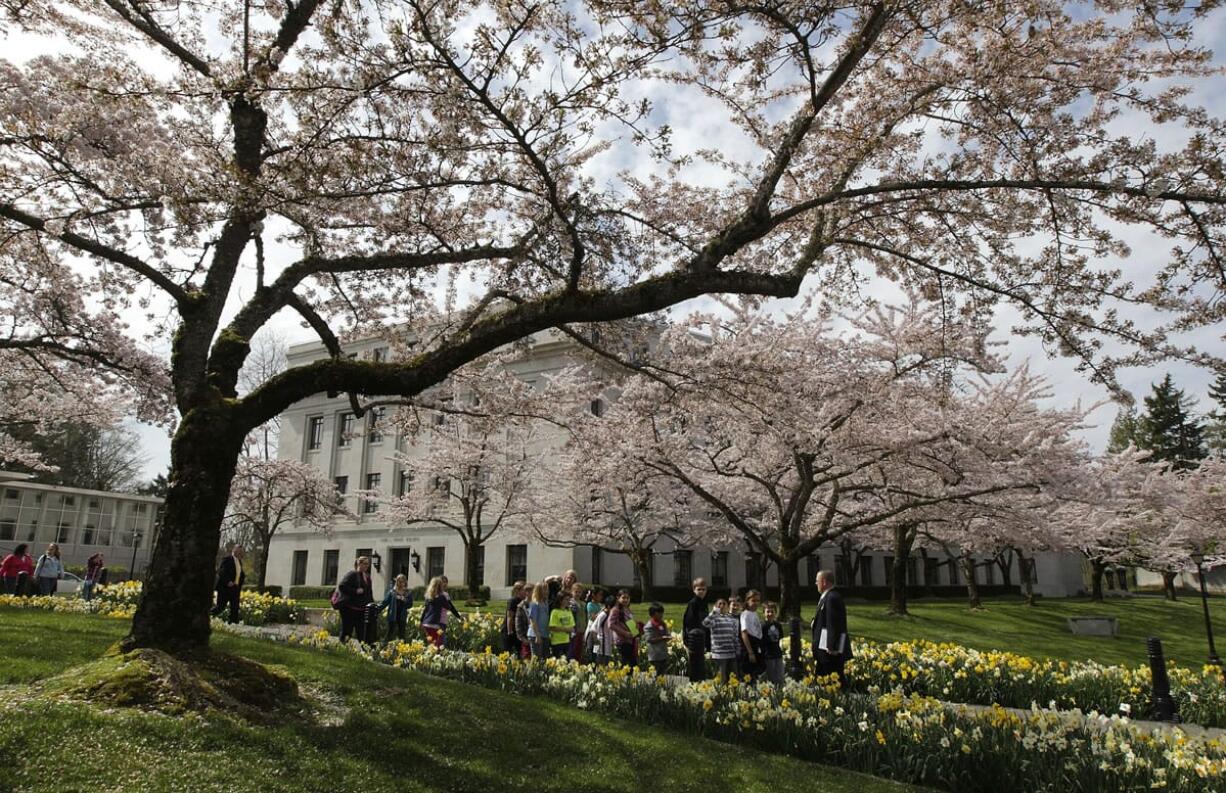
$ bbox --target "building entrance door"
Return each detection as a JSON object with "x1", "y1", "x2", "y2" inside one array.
[{"x1": 390, "y1": 547, "x2": 413, "y2": 580}]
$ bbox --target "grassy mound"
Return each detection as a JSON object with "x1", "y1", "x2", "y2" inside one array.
[
  {"x1": 0, "y1": 609, "x2": 925, "y2": 793},
  {"x1": 38, "y1": 647, "x2": 301, "y2": 722}
]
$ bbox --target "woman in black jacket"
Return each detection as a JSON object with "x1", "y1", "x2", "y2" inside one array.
[{"x1": 338, "y1": 556, "x2": 375, "y2": 643}]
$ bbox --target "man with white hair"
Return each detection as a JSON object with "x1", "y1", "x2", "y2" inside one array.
[{"x1": 811, "y1": 569, "x2": 852, "y2": 687}]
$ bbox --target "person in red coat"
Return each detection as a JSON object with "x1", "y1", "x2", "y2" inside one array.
[{"x1": 1, "y1": 543, "x2": 35, "y2": 595}]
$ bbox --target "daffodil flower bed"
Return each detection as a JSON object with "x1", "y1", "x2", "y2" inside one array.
[
  {"x1": 258, "y1": 626, "x2": 1226, "y2": 793},
  {"x1": 846, "y1": 639, "x2": 1226, "y2": 729},
  {"x1": 0, "y1": 583, "x2": 302, "y2": 627}
]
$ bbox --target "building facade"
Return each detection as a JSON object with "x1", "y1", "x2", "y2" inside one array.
[
  {"x1": 264, "y1": 332, "x2": 1094, "y2": 601},
  {"x1": 0, "y1": 471, "x2": 161, "y2": 576}
]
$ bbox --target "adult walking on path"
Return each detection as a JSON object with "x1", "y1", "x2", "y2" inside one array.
[
  {"x1": 211, "y1": 544, "x2": 245, "y2": 623},
  {"x1": 0, "y1": 543, "x2": 34, "y2": 595},
  {"x1": 338, "y1": 556, "x2": 375, "y2": 643},
  {"x1": 811, "y1": 569, "x2": 853, "y2": 687},
  {"x1": 32, "y1": 543, "x2": 64, "y2": 596}
]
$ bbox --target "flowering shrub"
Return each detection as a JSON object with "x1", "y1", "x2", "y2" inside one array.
[
  {"x1": 847, "y1": 639, "x2": 1226, "y2": 729},
  {"x1": 236, "y1": 590, "x2": 303, "y2": 626},
  {"x1": 0, "y1": 594, "x2": 134, "y2": 619},
  {"x1": 326, "y1": 605, "x2": 504, "y2": 649},
  {"x1": 264, "y1": 627, "x2": 1226, "y2": 793},
  {"x1": 94, "y1": 580, "x2": 143, "y2": 608},
  {"x1": 2, "y1": 587, "x2": 302, "y2": 626}
]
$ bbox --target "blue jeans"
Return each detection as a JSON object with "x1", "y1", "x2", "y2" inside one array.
[{"x1": 81, "y1": 580, "x2": 96, "y2": 601}]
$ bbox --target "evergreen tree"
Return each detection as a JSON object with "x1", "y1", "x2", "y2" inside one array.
[
  {"x1": 1106, "y1": 406, "x2": 1141, "y2": 453},
  {"x1": 1205, "y1": 370, "x2": 1226, "y2": 459},
  {"x1": 1138, "y1": 374, "x2": 1206, "y2": 470}
]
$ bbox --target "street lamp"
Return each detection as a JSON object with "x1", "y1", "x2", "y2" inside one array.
[
  {"x1": 370, "y1": 550, "x2": 383, "y2": 574},
  {"x1": 129, "y1": 530, "x2": 143, "y2": 581},
  {"x1": 1191, "y1": 549, "x2": 1223, "y2": 670}
]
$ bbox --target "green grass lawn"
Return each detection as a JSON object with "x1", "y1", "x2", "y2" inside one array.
[
  {"x1": 0, "y1": 609, "x2": 924, "y2": 793},
  {"x1": 642, "y1": 595, "x2": 1221, "y2": 667}
]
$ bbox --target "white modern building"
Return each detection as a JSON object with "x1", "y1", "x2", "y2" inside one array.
[
  {"x1": 264, "y1": 331, "x2": 1098, "y2": 601},
  {"x1": 0, "y1": 471, "x2": 161, "y2": 577}
]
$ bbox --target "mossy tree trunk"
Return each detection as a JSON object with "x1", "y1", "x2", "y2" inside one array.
[{"x1": 125, "y1": 407, "x2": 246, "y2": 654}]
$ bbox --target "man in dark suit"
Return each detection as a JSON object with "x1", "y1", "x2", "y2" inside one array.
[
  {"x1": 811, "y1": 569, "x2": 852, "y2": 687},
  {"x1": 211, "y1": 544, "x2": 245, "y2": 623}
]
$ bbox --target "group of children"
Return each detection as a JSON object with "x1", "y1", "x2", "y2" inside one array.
[
  {"x1": 502, "y1": 579, "x2": 676, "y2": 674},
  {"x1": 500, "y1": 575, "x2": 784, "y2": 682},
  {"x1": 697, "y1": 586, "x2": 786, "y2": 685}
]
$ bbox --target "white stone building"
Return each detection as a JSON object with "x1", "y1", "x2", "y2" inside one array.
[
  {"x1": 0, "y1": 471, "x2": 160, "y2": 577},
  {"x1": 264, "y1": 332, "x2": 1095, "y2": 601}
]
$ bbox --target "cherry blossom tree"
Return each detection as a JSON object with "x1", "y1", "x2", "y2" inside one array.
[
  {"x1": 386, "y1": 382, "x2": 540, "y2": 590},
  {"x1": 1050, "y1": 448, "x2": 1164, "y2": 600},
  {"x1": 528, "y1": 412, "x2": 702, "y2": 600},
  {"x1": 2, "y1": 1, "x2": 1225, "y2": 653},
  {"x1": 223, "y1": 453, "x2": 351, "y2": 590},
  {"x1": 604, "y1": 302, "x2": 1088, "y2": 617}
]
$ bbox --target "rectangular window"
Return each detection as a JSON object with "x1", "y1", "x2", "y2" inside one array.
[
  {"x1": 337, "y1": 413, "x2": 355, "y2": 447},
  {"x1": 506, "y1": 544, "x2": 527, "y2": 585},
  {"x1": 710, "y1": 551, "x2": 728, "y2": 588},
  {"x1": 673, "y1": 550, "x2": 693, "y2": 587},
  {"x1": 591, "y1": 546, "x2": 602, "y2": 584},
  {"x1": 292, "y1": 550, "x2": 309, "y2": 586},
  {"x1": 948, "y1": 559, "x2": 960, "y2": 586},
  {"x1": 82, "y1": 524, "x2": 96, "y2": 545},
  {"x1": 307, "y1": 416, "x2": 324, "y2": 450},
  {"x1": 334, "y1": 476, "x2": 348, "y2": 507},
  {"x1": 834, "y1": 555, "x2": 847, "y2": 587},
  {"x1": 883, "y1": 556, "x2": 895, "y2": 587},
  {"x1": 984, "y1": 562, "x2": 996, "y2": 586},
  {"x1": 471, "y1": 545, "x2": 485, "y2": 587},
  {"x1": 806, "y1": 554, "x2": 821, "y2": 587},
  {"x1": 397, "y1": 470, "x2": 413, "y2": 497},
  {"x1": 923, "y1": 557, "x2": 940, "y2": 586},
  {"x1": 363, "y1": 473, "x2": 381, "y2": 514},
  {"x1": 371, "y1": 347, "x2": 388, "y2": 363},
  {"x1": 56, "y1": 522, "x2": 73, "y2": 544},
  {"x1": 323, "y1": 549, "x2": 340, "y2": 586},
  {"x1": 4, "y1": 488, "x2": 18, "y2": 499},
  {"x1": 431, "y1": 475, "x2": 450, "y2": 497},
  {"x1": 368, "y1": 407, "x2": 385, "y2": 443},
  {"x1": 745, "y1": 551, "x2": 762, "y2": 589},
  {"x1": 427, "y1": 546, "x2": 445, "y2": 579},
  {"x1": 907, "y1": 557, "x2": 919, "y2": 586},
  {"x1": 590, "y1": 399, "x2": 604, "y2": 417},
  {"x1": 0, "y1": 520, "x2": 14, "y2": 541},
  {"x1": 858, "y1": 557, "x2": 872, "y2": 586}
]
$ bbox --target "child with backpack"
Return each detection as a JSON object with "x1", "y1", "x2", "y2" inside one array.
[{"x1": 643, "y1": 602, "x2": 673, "y2": 675}]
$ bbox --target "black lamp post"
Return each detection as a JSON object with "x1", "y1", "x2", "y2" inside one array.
[
  {"x1": 370, "y1": 550, "x2": 383, "y2": 574},
  {"x1": 129, "y1": 530, "x2": 142, "y2": 581},
  {"x1": 1191, "y1": 549, "x2": 1222, "y2": 670}
]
